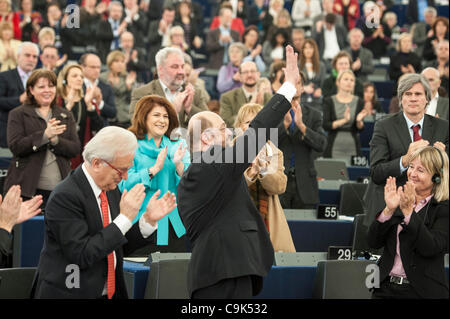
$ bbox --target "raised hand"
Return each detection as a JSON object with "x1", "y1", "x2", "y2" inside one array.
[
  {"x1": 143, "y1": 190, "x2": 177, "y2": 226},
  {"x1": 282, "y1": 45, "x2": 300, "y2": 87},
  {"x1": 0, "y1": 185, "x2": 23, "y2": 232},
  {"x1": 399, "y1": 181, "x2": 416, "y2": 217},
  {"x1": 384, "y1": 176, "x2": 400, "y2": 216},
  {"x1": 119, "y1": 183, "x2": 146, "y2": 222}
]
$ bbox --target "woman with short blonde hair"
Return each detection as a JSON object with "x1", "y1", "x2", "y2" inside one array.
[
  {"x1": 368, "y1": 146, "x2": 449, "y2": 298},
  {"x1": 234, "y1": 103, "x2": 295, "y2": 252}
]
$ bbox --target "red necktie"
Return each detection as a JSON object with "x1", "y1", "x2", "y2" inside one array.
[
  {"x1": 412, "y1": 124, "x2": 422, "y2": 142},
  {"x1": 99, "y1": 191, "x2": 115, "y2": 299}
]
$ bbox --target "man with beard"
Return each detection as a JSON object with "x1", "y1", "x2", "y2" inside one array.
[
  {"x1": 220, "y1": 61, "x2": 272, "y2": 128},
  {"x1": 129, "y1": 47, "x2": 208, "y2": 128}
]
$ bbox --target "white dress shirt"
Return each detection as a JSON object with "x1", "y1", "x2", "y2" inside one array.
[
  {"x1": 323, "y1": 26, "x2": 340, "y2": 60},
  {"x1": 81, "y1": 164, "x2": 157, "y2": 295},
  {"x1": 426, "y1": 92, "x2": 439, "y2": 117}
]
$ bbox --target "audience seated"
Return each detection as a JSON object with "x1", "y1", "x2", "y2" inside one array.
[
  {"x1": 122, "y1": 0, "x2": 147, "y2": 49},
  {"x1": 428, "y1": 40, "x2": 449, "y2": 92}
]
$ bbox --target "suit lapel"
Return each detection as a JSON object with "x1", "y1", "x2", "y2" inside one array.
[
  {"x1": 436, "y1": 98, "x2": 447, "y2": 119},
  {"x1": 236, "y1": 89, "x2": 247, "y2": 113},
  {"x1": 421, "y1": 115, "x2": 434, "y2": 142},
  {"x1": 72, "y1": 167, "x2": 104, "y2": 231},
  {"x1": 14, "y1": 69, "x2": 25, "y2": 92},
  {"x1": 393, "y1": 113, "x2": 413, "y2": 152}
]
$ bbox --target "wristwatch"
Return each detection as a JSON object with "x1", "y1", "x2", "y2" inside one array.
[{"x1": 148, "y1": 169, "x2": 154, "y2": 180}]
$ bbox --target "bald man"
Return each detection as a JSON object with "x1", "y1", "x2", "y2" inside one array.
[
  {"x1": 421, "y1": 67, "x2": 449, "y2": 121},
  {"x1": 177, "y1": 45, "x2": 299, "y2": 299}
]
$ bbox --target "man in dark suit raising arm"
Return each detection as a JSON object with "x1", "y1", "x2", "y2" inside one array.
[
  {"x1": 177, "y1": 45, "x2": 299, "y2": 299},
  {"x1": 33, "y1": 126, "x2": 176, "y2": 298}
]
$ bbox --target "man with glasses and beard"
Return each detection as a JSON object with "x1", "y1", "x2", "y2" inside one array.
[{"x1": 220, "y1": 61, "x2": 272, "y2": 128}]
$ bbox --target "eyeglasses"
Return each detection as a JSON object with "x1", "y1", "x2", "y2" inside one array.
[{"x1": 103, "y1": 160, "x2": 129, "y2": 178}]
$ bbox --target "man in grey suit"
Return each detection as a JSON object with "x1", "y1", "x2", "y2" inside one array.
[
  {"x1": 219, "y1": 61, "x2": 272, "y2": 128},
  {"x1": 422, "y1": 67, "x2": 449, "y2": 121},
  {"x1": 411, "y1": 7, "x2": 437, "y2": 58},
  {"x1": 363, "y1": 74, "x2": 449, "y2": 226},
  {"x1": 344, "y1": 28, "x2": 374, "y2": 82},
  {"x1": 129, "y1": 47, "x2": 208, "y2": 128}
]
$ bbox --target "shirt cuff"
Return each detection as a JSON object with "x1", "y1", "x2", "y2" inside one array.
[
  {"x1": 377, "y1": 210, "x2": 392, "y2": 223},
  {"x1": 276, "y1": 81, "x2": 296, "y2": 103},
  {"x1": 400, "y1": 157, "x2": 408, "y2": 173},
  {"x1": 113, "y1": 214, "x2": 133, "y2": 236},
  {"x1": 97, "y1": 100, "x2": 105, "y2": 110},
  {"x1": 139, "y1": 216, "x2": 158, "y2": 238}
]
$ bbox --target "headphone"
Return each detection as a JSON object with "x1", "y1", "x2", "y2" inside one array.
[{"x1": 431, "y1": 147, "x2": 444, "y2": 185}]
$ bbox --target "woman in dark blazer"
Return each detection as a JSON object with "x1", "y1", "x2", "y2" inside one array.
[
  {"x1": 4, "y1": 69, "x2": 80, "y2": 206},
  {"x1": 322, "y1": 69, "x2": 367, "y2": 162},
  {"x1": 368, "y1": 146, "x2": 449, "y2": 299}
]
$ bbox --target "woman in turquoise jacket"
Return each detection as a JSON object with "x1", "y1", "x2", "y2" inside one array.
[{"x1": 119, "y1": 95, "x2": 189, "y2": 253}]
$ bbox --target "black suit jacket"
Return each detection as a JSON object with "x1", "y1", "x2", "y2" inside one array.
[
  {"x1": 83, "y1": 81, "x2": 117, "y2": 125},
  {"x1": 363, "y1": 113, "x2": 449, "y2": 226},
  {"x1": 407, "y1": 0, "x2": 435, "y2": 25},
  {"x1": 205, "y1": 28, "x2": 241, "y2": 70},
  {"x1": 368, "y1": 198, "x2": 449, "y2": 298},
  {"x1": 177, "y1": 94, "x2": 292, "y2": 297},
  {"x1": 96, "y1": 19, "x2": 122, "y2": 64},
  {"x1": 0, "y1": 68, "x2": 25, "y2": 148},
  {"x1": 33, "y1": 167, "x2": 154, "y2": 298},
  {"x1": 278, "y1": 104, "x2": 327, "y2": 205}
]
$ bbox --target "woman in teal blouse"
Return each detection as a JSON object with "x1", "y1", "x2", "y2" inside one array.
[{"x1": 119, "y1": 95, "x2": 189, "y2": 253}]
